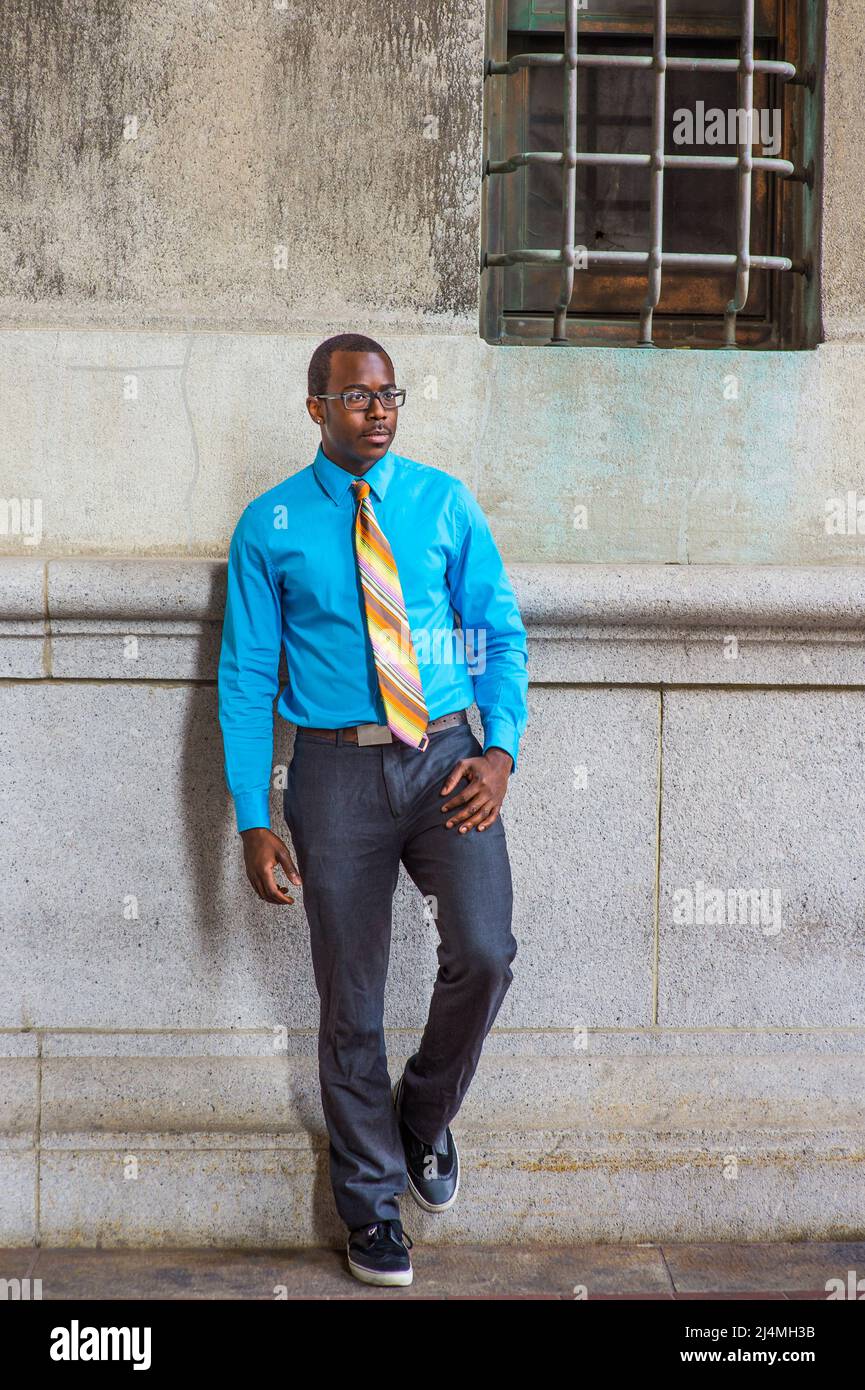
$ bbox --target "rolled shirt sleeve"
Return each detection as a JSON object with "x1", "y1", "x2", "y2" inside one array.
[
  {"x1": 445, "y1": 481, "x2": 529, "y2": 773},
  {"x1": 217, "y1": 505, "x2": 283, "y2": 832}
]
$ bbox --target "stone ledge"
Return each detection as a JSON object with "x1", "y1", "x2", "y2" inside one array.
[
  {"x1": 5, "y1": 1130, "x2": 864, "y2": 1247},
  {"x1": 5, "y1": 1041, "x2": 865, "y2": 1142},
  {"x1": 43, "y1": 1140, "x2": 865, "y2": 1247},
  {"x1": 30, "y1": 1050, "x2": 865, "y2": 1140},
  {"x1": 1, "y1": 559, "x2": 865, "y2": 628},
  {"x1": 2, "y1": 559, "x2": 865, "y2": 684},
  {"x1": 3, "y1": 1045, "x2": 864, "y2": 1245}
]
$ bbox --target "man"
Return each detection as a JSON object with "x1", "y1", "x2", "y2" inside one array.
[{"x1": 217, "y1": 332, "x2": 528, "y2": 1287}]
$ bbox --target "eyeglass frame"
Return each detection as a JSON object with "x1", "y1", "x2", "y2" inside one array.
[{"x1": 314, "y1": 387, "x2": 407, "y2": 411}]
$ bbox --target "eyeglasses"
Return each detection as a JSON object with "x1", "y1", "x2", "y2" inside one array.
[{"x1": 315, "y1": 388, "x2": 407, "y2": 411}]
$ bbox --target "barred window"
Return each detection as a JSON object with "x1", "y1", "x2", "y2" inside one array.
[{"x1": 481, "y1": 0, "x2": 822, "y2": 348}]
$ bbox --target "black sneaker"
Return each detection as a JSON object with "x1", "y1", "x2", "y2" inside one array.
[
  {"x1": 392, "y1": 1070, "x2": 460, "y2": 1213},
  {"x1": 346, "y1": 1219, "x2": 414, "y2": 1287}
]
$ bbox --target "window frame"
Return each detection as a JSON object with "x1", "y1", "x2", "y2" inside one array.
[{"x1": 480, "y1": 0, "x2": 824, "y2": 349}]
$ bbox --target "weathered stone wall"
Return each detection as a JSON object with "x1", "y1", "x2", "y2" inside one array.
[
  {"x1": 2, "y1": 3, "x2": 864, "y2": 1247},
  {"x1": 0, "y1": 2, "x2": 862, "y2": 563},
  {"x1": 2, "y1": 560, "x2": 864, "y2": 1245}
]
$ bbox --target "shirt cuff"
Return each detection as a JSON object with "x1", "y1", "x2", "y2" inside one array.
[
  {"x1": 233, "y1": 788, "x2": 272, "y2": 834},
  {"x1": 482, "y1": 719, "x2": 521, "y2": 774}
]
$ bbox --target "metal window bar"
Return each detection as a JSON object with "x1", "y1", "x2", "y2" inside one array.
[{"x1": 483, "y1": 0, "x2": 806, "y2": 346}]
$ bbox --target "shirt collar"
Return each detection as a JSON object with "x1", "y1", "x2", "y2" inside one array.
[{"x1": 313, "y1": 443, "x2": 396, "y2": 506}]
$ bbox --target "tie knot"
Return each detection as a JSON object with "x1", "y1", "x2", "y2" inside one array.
[{"x1": 352, "y1": 478, "x2": 371, "y2": 502}]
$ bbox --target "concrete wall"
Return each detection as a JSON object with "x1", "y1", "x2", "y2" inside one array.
[
  {"x1": 2, "y1": 2, "x2": 865, "y2": 1247},
  {"x1": 0, "y1": 1, "x2": 863, "y2": 564},
  {"x1": 2, "y1": 559, "x2": 865, "y2": 1246}
]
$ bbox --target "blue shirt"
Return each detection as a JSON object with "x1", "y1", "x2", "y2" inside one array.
[{"x1": 217, "y1": 443, "x2": 529, "y2": 832}]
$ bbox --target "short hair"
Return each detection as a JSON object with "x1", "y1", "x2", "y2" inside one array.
[{"x1": 307, "y1": 333, "x2": 392, "y2": 398}]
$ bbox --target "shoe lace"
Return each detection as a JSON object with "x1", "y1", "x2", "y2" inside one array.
[{"x1": 365, "y1": 1219, "x2": 413, "y2": 1251}]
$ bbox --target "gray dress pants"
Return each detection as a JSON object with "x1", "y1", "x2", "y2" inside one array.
[{"x1": 283, "y1": 716, "x2": 517, "y2": 1231}]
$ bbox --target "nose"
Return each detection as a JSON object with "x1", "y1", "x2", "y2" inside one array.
[{"x1": 366, "y1": 396, "x2": 387, "y2": 419}]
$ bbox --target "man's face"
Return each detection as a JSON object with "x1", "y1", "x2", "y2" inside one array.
[{"x1": 306, "y1": 350, "x2": 399, "y2": 472}]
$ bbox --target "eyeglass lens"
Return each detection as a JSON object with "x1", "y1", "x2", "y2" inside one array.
[{"x1": 342, "y1": 389, "x2": 406, "y2": 410}]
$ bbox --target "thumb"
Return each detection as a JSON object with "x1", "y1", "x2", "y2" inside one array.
[{"x1": 275, "y1": 843, "x2": 302, "y2": 885}]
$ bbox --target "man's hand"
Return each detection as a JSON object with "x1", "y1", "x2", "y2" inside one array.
[
  {"x1": 439, "y1": 746, "x2": 513, "y2": 833},
  {"x1": 240, "y1": 827, "x2": 302, "y2": 904}
]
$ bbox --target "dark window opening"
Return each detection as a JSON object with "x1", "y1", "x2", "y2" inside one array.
[{"x1": 480, "y1": 0, "x2": 823, "y2": 348}]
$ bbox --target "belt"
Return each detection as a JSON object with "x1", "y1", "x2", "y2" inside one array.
[{"x1": 296, "y1": 707, "x2": 469, "y2": 748}]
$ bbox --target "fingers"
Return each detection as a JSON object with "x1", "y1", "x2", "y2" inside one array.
[
  {"x1": 444, "y1": 790, "x2": 497, "y2": 831},
  {"x1": 242, "y1": 829, "x2": 301, "y2": 904},
  {"x1": 440, "y1": 757, "x2": 504, "y2": 830},
  {"x1": 474, "y1": 803, "x2": 501, "y2": 832},
  {"x1": 441, "y1": 782, "x2": 482, "y2": 822},
  {"x1": 441, "y1": 751, "x2": 509, "y2": 831},
  {"x1": 440, "y1": 759, "x2": 485, "y2": 811},
  {"x1": 439, "y1": 757, "x2": 470, "y2": 796},
  {"x1": 455, "y1": 800, "x2": 497, "y2": 833},
  {"x1": 256, "y1": 861, "x2": 295, "y2": 905},
  {"x1": 275, "y1": 843, "x2": 302, "y2": 887}
]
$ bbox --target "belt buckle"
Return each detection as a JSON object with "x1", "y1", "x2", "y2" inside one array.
[{"x1": 355, "y1": 723, "x2": 393, "y2": 746}]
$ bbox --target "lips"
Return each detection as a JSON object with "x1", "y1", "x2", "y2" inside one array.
[{"x1": 363, "y1": 431, "x2": 390, "y2": 441}]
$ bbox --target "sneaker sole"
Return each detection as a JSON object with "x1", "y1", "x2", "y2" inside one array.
[
  {"x1": 346, "y1": 1245, "x2": 413, "y2": 1287},
  {"x1": 393, "y1": 1075, "x2": 460, "y2": 1213}
]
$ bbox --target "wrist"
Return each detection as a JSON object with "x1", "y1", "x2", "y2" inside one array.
[{"x1": 483, "y1": 745, "x2": 514, "y2": 774}]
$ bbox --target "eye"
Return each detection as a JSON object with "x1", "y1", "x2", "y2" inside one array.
[
  {"x1": 344, "y1": 391, "x2": 368, "y2": 406},
  {"x1": 380, "y1": 390, "x2": 398, "y2": 404}
]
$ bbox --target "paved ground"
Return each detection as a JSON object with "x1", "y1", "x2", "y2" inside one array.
[{"x1": 3, "y1": 1241, "x2": 863, "y2": 1299}]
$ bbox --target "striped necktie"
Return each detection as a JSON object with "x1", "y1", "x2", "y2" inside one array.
[{"x1": 351, "y1": 478, "x2": 430, "y2": 751}]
